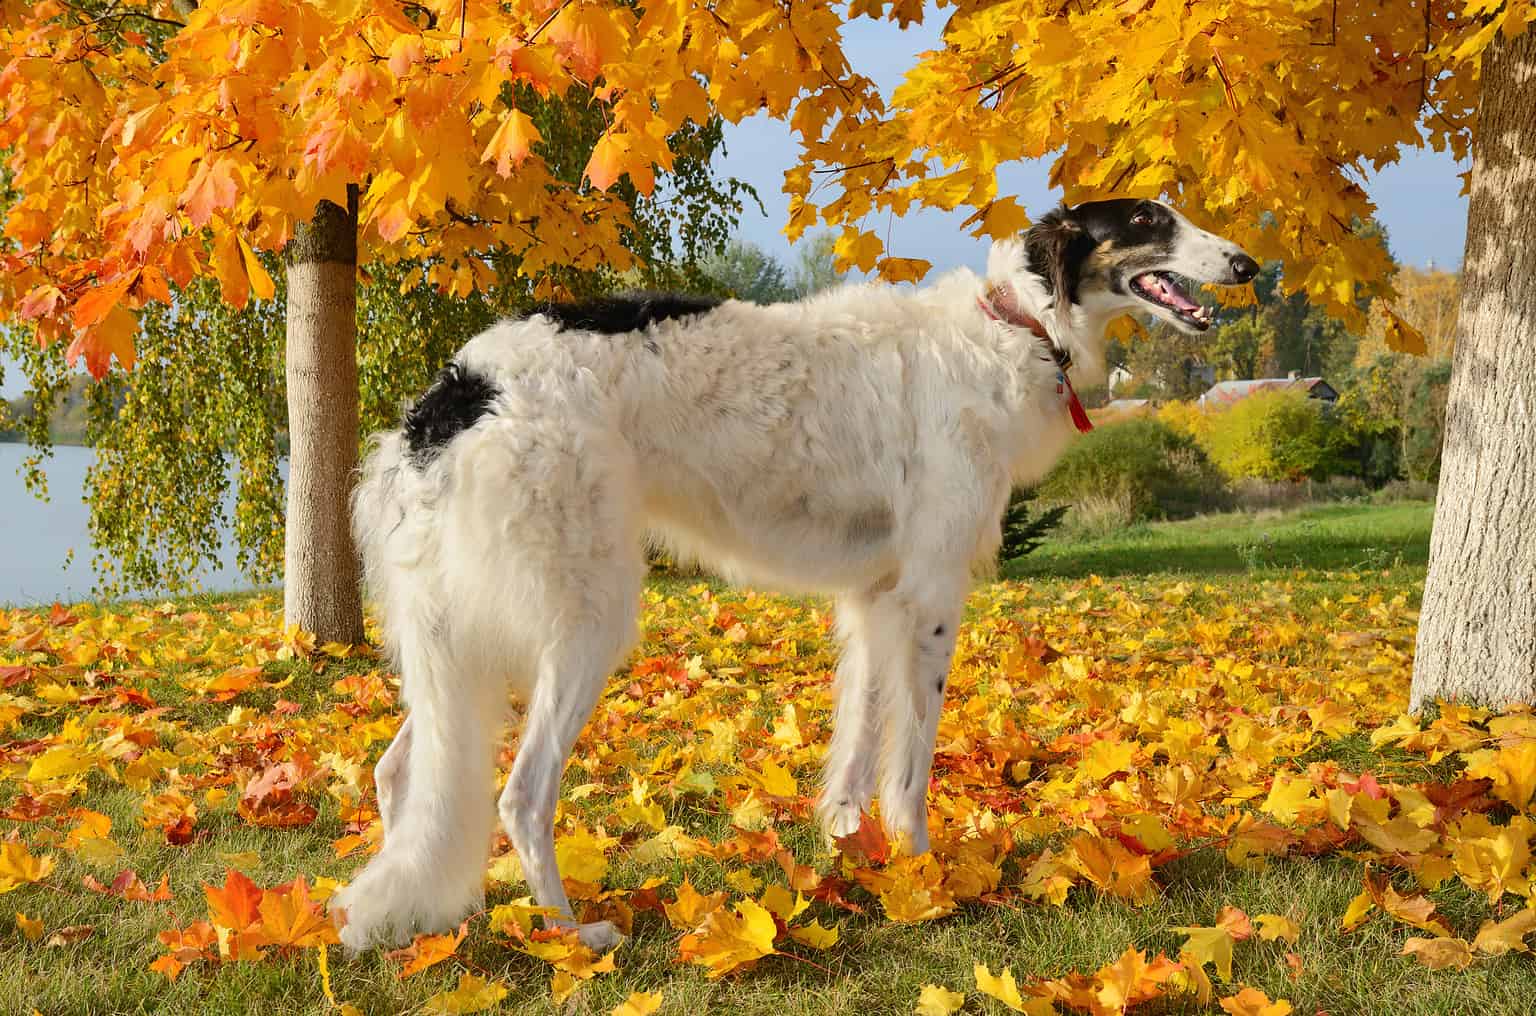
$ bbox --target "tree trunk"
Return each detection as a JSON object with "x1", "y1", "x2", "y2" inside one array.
[
  {"x1": 1410, "y1": 28, "x2": 1536, "y2": 710},
  {"x1": 283, "y1": 188, "x2": 364, "y2": 645}
]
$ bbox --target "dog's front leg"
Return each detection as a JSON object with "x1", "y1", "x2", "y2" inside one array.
[
  {"x1": 875, "y1": 577, "x2": 965, "y2": 856},
  {"x1": 498, "y1": 647, "x2": 623, "y2": 953},
  {"x1": 817, "y1": 593, "x2": 883, "y2": 840}
]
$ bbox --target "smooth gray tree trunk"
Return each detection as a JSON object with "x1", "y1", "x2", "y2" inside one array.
[
  {"x1": 1410, "y1": 27, "x2": 1536, "y2": 710},
  {"x1": 283, "y1": 188, "x2": 364, "y2": 645}
]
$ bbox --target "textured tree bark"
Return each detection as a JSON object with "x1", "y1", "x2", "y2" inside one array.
[
  {"x1": 1410, "y1": 28, "x2": 1536, "y2": 710},
  {"x1": 283, "y1": 188, "x2": 364, "y2": 645}
]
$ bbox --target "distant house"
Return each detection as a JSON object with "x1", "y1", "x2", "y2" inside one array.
[
  {"x1": 1103, "y1": 398, "x2": 1152, "y2": 414},
  {"x1": 1197, "y1": 372, "x2": 1339, "y2": 410}
]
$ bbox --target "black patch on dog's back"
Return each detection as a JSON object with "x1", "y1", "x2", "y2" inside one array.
[
  {"x1": 403, "y1": 362, "x2": 499, "y2": 468},
  {"x1": 530, "y1": 292, "x2": 721, "y2": 337}
]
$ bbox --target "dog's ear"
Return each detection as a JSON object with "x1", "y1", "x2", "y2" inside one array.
[{"x1": 1024, "y1": 207, "x2": 1097, "y2": 307}]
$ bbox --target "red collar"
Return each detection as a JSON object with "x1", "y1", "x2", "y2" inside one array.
[{"x1": 977, "y1": 285, "x2": 1094, "y2": 434}]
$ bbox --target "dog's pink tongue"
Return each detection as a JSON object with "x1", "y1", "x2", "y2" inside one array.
[{"x1": 1152, "y1": 275, "x2": 1200, "y2": 313}]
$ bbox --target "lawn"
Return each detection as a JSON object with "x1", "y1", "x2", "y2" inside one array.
[
  {"x1": 1006, "y1": 501, "x2": 1436, "y2": 581},
  {"x1": 5, "y1": 500, "x2": 1535, "y2": 1016}
]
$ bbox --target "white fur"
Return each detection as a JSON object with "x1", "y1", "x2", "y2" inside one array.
[{"x1": 330, "y1": 204, "x2": 1247, "y2": 950}]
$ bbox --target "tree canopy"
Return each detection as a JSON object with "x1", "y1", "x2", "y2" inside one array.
[{"x1": 4, "y1": 1, "x2": 1532, "y2": 376}]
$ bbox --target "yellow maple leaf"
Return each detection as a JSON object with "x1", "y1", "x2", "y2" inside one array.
[
  {"x1": 1463, "y1": 742, "x2": 1536, "y2": 810},
  {"x1": 1173, "y1": 923, "x2": 1237, "y2": 981},
  {"x1": 1381, "y1": 307, "x2": 1428, "y2": 356},
  {"x1": 1471, "y1": 908, "x2": 1536, "y2": 956},
  {"x1": 1260, "y1": 774, "x2": 1317, "y2": 825},
  {"x1": 16, "y1": 912, "x2": 44, "y2": 941},
  {"x1": 611, "y1": 990, "x2": 663, "y2": 1016},
  {"x1": 976, "y1": 962, "x2": 1056, "y2": 1014},
  {"x1": 788, "y1": 918, "x2": 838, "y2": 950},
  {"x1": 1219, "y1": 986, "x2": 1294, "y2": 1016},
  {"x1": 1254, "y1": 914, "x2": 1301, "y2": 944},
  {"x1": 1402, "y1": 936, "x2": 1475, "y2": 970},
  {"x1": 677, "y1": 899, "x2": 779, "y2": 978},
  {"x1": 423, "y1": 973, "x2": 509, "y2": 1014},
  {"x1": 664, "y1": 880, "x2": 725, "y2": 930},
  {"x1": 26, "y1": 745, "x2": 95, "y2": 784},
  {"x1": 915, "y1": 983, "x2": 966, "y2": 1015},
  {"x1": 554, "y1": 824, "x2": 615, "y2": 885},
  {"x1": 0, "y1": 843, "x2": 56, "y2": 893}
]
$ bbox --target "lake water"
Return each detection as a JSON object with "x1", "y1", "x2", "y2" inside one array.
[{"x1": 0, "y1": 443, "x2": 255, "y2": 606}]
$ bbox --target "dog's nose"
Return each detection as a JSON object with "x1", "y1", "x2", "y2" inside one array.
[{"x1": 1230, "y1": 253, "x2": 1259, "y2": 283}]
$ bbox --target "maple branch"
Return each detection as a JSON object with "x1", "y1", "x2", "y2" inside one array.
[
  {"x1": 1311, "y1": 0, "x2": 1338, "y2": 46},
  {"x1": 59, "y1": 2, "x2": 187, "y2": 31},
  {"x1": 810, "y1": 157, "x2": 894, "y2": 176},
  {"x1": 1108, "y1": 161, "x2": 1137, "y2": 193}
]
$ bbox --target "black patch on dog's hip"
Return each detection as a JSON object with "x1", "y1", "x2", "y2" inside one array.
[
  {"x1": 530, "y1": 292, "x2": 722, "y2": 337},
  {"x1": 403, "y1": 362, "x2": 499, "y2": 468}
]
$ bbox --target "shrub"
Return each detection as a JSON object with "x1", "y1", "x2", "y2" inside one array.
[
  {"x1": 998, "y1": 490, "x2": 1068, "y2": 561},
  {"x1": 1200, "y1": 389, "x2": 1339, "y2": 482},
  {"x1": 1036, "y1": 417, "x2": 1229, "y2": 523}
]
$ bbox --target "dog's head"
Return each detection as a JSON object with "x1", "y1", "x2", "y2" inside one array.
[{"x1": 996, "y1": 198, "x2": 1258, "y2": 336}]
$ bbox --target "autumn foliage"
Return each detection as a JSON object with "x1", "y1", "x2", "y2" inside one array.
[
  {"x1": 4, "y1": 1, "x2": 1536, "y2": 376},
  {"x1": 5, "y1": 574, "x2": 1536, "y2": 1011}
]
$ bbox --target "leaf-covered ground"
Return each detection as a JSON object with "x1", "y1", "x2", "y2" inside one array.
[{"x1": 4, "y1": 561, "x2": 1535, "y2": 1015}]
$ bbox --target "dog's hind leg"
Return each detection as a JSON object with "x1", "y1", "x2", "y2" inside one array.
[
  {"x1": 374, "y1": 713, "x2": 413, "y2": 839},
  {"x1": 332, "y1": 623, "x2": 506, "y2": 950},
  {"x1": 818, "y1": 593, "x2": 885, "y2": 840},
  {"x1": 874, "y1": 575, "x2": 965, "y2": 856},
  {"x1": 498, "y1": 567, "x2": 642, "y2": 953}
]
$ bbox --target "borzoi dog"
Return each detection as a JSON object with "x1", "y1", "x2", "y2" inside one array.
[{"x1": 332, "y1": 198, "x2": 1258, "y2": 951}]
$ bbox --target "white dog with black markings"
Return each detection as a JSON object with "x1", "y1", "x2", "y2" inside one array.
[{"x1": 331, "y1": 198, "x2": 1258, "y2": 952}]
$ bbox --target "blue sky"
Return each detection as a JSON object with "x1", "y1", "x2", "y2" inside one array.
[{"x1": 714, "y1": 15, "x2": 1469, "y2": 277}]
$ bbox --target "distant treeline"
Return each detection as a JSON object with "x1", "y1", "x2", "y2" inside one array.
[{"x1": 0, "y1": 375, "x2": 96, "y2": 445}]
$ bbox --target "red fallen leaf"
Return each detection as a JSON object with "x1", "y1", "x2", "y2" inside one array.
[
  {"x1": 1422, "y1": 777, "x2": 1495, "y2": 820},
  {"x1": 808, "y1": 875, "x2": 865, "y2": 914},
  {"x1": 0, "y1": 664, "x2": 32, "y2": 687},
  {"x1": 83, "y1": 869, "x2": 173, "y2": 902},
  {"x1": 1341, "y1": 772, "x2": 1385, "y2": 799},
  {"x1": 1, "y1": 793, "x2": 61, "y2": 821},
  {"x1": 726, "y1": 826, "x2": 783, "y2": 862},
  {"x1": 833, "y1": 812, "x2": 890, "y2": 865},
  {"x1": 164, "y1": 815, "x2": 197, "y2": 845},
  {"x1": 48, "y1": 603, "x2": 80, "y2": 626},
  {"x1": 237, "y1": 793, "x2": 318, "y2": 829},
  {"x1": 45, "y1": 924, "x2": 95, "y2": 947},
  {"x1": 272, "y1": 699, "x2": 303, "y2": 716}
]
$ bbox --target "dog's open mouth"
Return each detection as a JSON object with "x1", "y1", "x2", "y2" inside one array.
[{"x1": 1131, "y1": 271, "x2": 1213, "y2": 330}]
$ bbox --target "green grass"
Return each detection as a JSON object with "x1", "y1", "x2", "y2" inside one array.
[{"x1": 1006, "y1": 500, "x2": 1435, "y2": 581}]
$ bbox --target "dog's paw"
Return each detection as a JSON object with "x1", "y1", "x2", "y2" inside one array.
[
  {"x1": 330, "y1": 850, "x2": 482, "y2": 953},
  {"x1": 544, "y1": 915, "x2": 625, "y2": 953},
  {"x1": 816, "y1": 795, "x2": 867, "y2": 843}
]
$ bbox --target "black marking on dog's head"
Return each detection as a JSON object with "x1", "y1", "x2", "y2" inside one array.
[
  {"x1": 402, "y1": 362, "x2": 499, "y2": 468},
  {"x1": 1024, "y1": 208, "x2": 1099, "y2": 304},
  {"x1": 530, "y1": 292, "x2": 722, "y2": 338}
]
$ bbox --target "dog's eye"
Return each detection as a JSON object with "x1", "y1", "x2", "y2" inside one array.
[{"x1": 1131, "y1": 211, "x2": 1153, "y2": 227}]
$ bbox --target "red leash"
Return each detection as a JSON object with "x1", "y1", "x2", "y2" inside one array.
[{"x1": 977, "y1": 289, "x2": 1094, "y2": 434}]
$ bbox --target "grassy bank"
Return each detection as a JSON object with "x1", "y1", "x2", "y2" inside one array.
[{"x1": 1008, "y1": 500, "x2": 1435, "y2": 581}]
